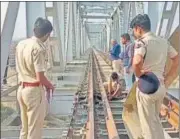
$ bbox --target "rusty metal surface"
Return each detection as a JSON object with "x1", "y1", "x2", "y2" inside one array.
[
  {"x1": 86, "y1": 54, "x2": 95, "y2": 139},
  {"x1": 93, "y1": 51, "x2": 120, "y2": 139}
]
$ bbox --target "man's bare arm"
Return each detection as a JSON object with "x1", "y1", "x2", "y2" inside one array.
[
  {"x1": 132, "y1": 54, "x2": 145, "y2": 77},
  {"x1": 111, "y1": 84, "x2": 120, "y2": 97},
  {"x1": 36, "y1": 72, "x2": 54, "y2": 89},
  {"x1": 164, "y1": 54, "x2": 179, "y2": 87}
]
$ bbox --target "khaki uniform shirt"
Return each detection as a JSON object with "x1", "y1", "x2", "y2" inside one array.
[
  {"x1": 134, "y1": 32, "x2": 178, "y2": 80},
  {"x1": 16, "y1": 36, "x2": 46, "y2": 83}
]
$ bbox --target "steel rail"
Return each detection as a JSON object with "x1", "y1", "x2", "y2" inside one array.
[
  {"x1": 85, "y1": 54, "x2": 95, "y2": 139},
  {"x1": 65, "y1": 55, "x2": 91, "y2": 139},
  {"x1": 93, "y1": 50, "x2": 120, "y2": 139}
]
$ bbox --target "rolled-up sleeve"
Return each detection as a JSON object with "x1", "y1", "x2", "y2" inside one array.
[
  {"x1": 32, "y1": 47, "x2": 46, "y2": 72},
  {"x1": 134, "y1": 46, "x2": 146, "y2": 57},
  {"x1": 167, "y1": 43, "x2": 178, "y2": 58}
]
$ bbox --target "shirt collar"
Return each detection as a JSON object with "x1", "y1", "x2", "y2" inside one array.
[
  {"x1": 32, "y1": 36, "x2": 44, "y2": 44},
  {"x1": 141, "y1": 31, "x2": 153, "y2": 39},
  {"x1": 31, "y1": 36, "x2": 46, "y2": 50}
]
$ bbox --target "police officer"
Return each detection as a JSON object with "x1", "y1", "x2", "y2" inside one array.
[
  {"x1": 16, "y1": 17, "x2": 54, "y2": 139},
  {"x1": 130, "y1": 14, "x2": 178, "y2": 139}
]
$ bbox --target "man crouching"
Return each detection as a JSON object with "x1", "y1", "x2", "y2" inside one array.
[{"x1": 103, "y1": 72, "x2": 127, "y2": 101}]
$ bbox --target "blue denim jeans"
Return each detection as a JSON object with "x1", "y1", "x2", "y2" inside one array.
[{"x1": 124, "y1": 66, "x2": 133, "y2": 91}]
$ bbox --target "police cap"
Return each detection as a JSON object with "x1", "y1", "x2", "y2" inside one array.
[{"x1": 138, "y1": 72, "x2": 160, "y2": 94}]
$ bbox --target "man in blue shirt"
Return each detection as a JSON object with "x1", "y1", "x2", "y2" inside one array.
[
  {"x1": 109, "y1": 39, "x2": 122, "y2": 76},
  {"x1": 119, "y1": 33, "x2": 134, "y2": 91}
]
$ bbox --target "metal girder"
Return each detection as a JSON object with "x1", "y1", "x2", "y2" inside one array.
[
  {"x1": 121, "y1": 2, "x2": 130, "y2": 33},
  {"x1": 82, "y1": 8, "x2": 114, "y2": 14},
  {"x1": 55, "y1": 2, "x2": 65, "y2": 61},
  {"x1": 147, "y1": 2, "x2": 160, "y2": 33},
  {"x1": 72, "y1": 2, "x2": 77, "y2": 59},
  {"x1": 80, "y1": 2, "x2": 118, "y2": 7},
  {"x1": 106, "y1": 24, "x2": 111, "y2": 51},
  {"x1": 131, "y1": 2, "x2": 136, "y2": 19},
  {"x1": 76, "y1": 2, "x2": 81, "y2": 59},
  {"x1": 86, "y1": 23, "x2": 105, "y2": 33},
  {"x1": 53, "y1": 2, "x2": 65, "y2": 71},
  {"x1": 65, "y1": 2, "x2": 73, "y2": 63},
  {"x1": 86, "y1": 22, "x2": 106, "y2": 24},
  {"x1": 1, "y1": 2, "x2": 20, "y2": 81},
  {"x1": 110, "y1": 2, "x2": 121, "y2": 17},
  {"x1": 81, "y1": 15, "x2": 111, "y2": 19},
  {"x1": 88, "y1": 32, "x2": 100, "y2": 33},
  {"x1": 156, "y1": 2, "x2": 178, "y2": 38},
  {"x1": 46, "y1": 7, "x2": 54, "y2": 16},
  {"x1": 80, "y1": 22, "x2": 85, "y2": 55},
  {"x1": 26, "y1": 2, "x2": 46, "y2": 37}
]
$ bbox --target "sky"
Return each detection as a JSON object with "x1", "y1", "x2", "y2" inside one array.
[{"x1": 1, "y1": 2, "x2": 179, "y2": 41}]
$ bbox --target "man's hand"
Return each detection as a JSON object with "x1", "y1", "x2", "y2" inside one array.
[
  {"x1": 140, "y1": 69, "x2": 150, "y2": 75},
  {"x1": 36, "y1": 72, "x2": 54, "y2": 92},
  {"x1": 46, "y1": 84, "x2": 55, "y2": 103},
  {"x1": 47, "y1": 83, "x2": 54, "y2": 90}
]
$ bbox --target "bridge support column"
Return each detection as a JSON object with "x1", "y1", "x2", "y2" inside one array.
[
  {"x1": 76, "y1": 2, "x2": 81, "y2": 59},
  {"x1": 122, "y1": 2, "x2": 130, "y2": 33},
  {"x1": 80, "y1": 21, "x2": 84, "y2": 55},
  {"x1": 65, "y1": 2, "x2": 73, "y2": 63},
  {"x1": 53, "y1": 2, "x2": 65, "y2": 71},
  {"x1": 148, "y1": 2, "x2": 160, "y2": 33},
  {"x1": 1, "y1": 2, "x2": 20, "y2": 81}
]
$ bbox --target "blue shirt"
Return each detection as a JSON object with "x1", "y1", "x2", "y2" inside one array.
[
  {"x1": 119, "y1": 42, "x2": 134, "y2": 68},
  {"x1": 110, "y1": 43, "x2": 121, "y2": 60}
]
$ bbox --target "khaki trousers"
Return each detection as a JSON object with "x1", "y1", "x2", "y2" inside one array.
[
  {"x1": 17, "y1": 85, "x2": 46, "y2": 139},
  {"x1": 136, "y1": 82, "x2": 166, "y2": 139}
]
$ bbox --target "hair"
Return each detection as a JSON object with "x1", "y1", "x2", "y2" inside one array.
[
  {"x1": 111, "y1": 39, "x2": 117, "y2": 42},
  {"x1": 121, "y1": 33, "x2": 131, "y2": 41},
  {"x1": 34, "y1": 17, "x2": 53, "y2": 38},
  {"x1": 111, "y1": 72, "x2": 119, "y2": 80},
  {"x1": 130, "y1": 14, "x2": 151, "y2": 31}
]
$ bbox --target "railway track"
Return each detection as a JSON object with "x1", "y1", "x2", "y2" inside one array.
[
  {"x1": 63, "y1": 49, "x2": 128, "y2": 139},
  {"x1": 63, "y1": 49, "x2": 179, "y2": 139},
  {"x1": 97, "y1": 49, "x2": 179, "y2": 139}
]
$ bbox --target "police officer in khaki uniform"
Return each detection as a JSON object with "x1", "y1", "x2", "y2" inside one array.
[
  {"x1": 16, "y1": 17, "x2": 54, "y2": 139},
  {"x1": 130, "y1": 14, "x2": 178, "y2": 139}
]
